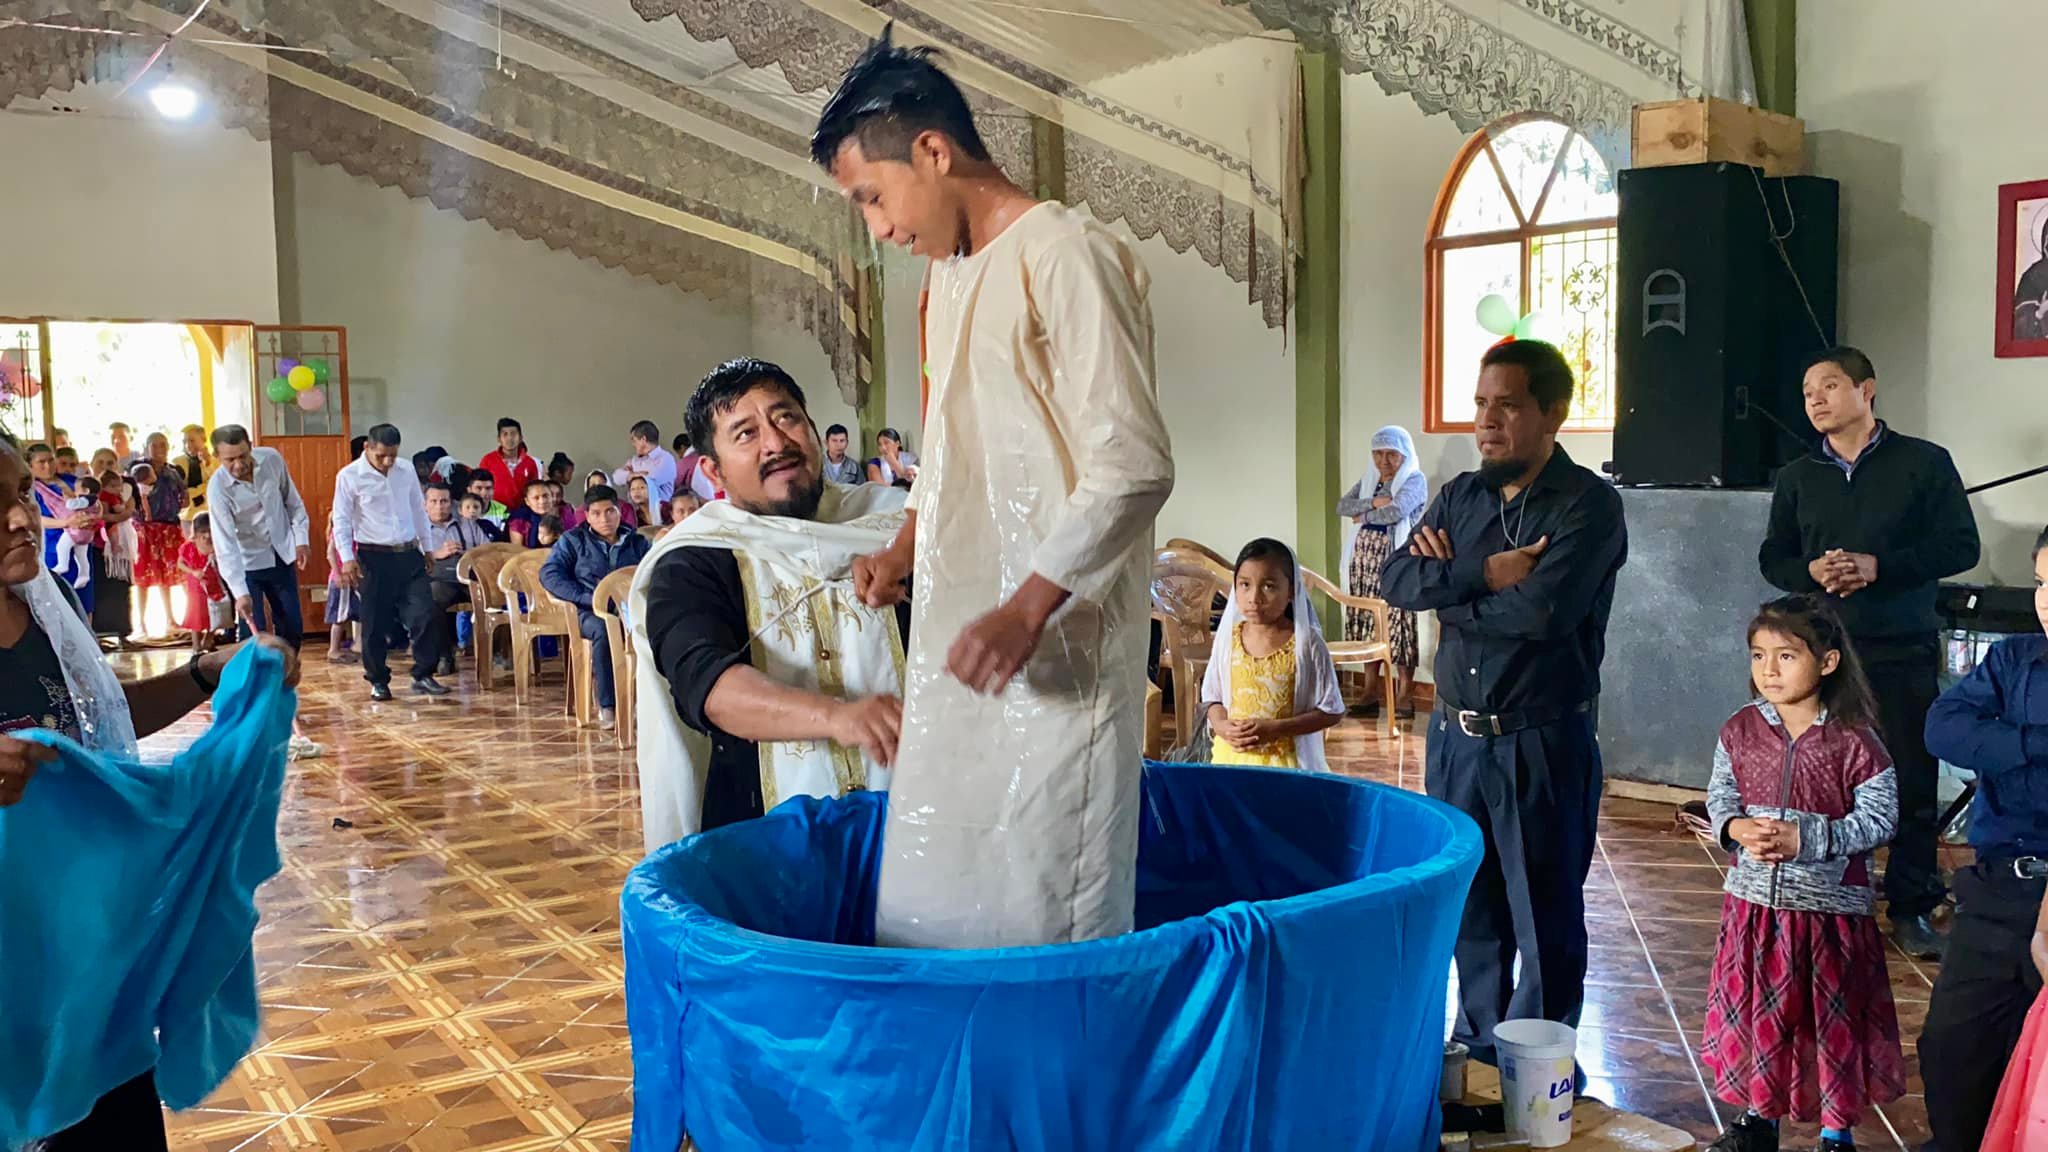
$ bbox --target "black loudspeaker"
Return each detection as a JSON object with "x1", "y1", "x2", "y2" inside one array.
[{"x1": 1612, "y1": 162, "x2": 1839, "y2": 487}]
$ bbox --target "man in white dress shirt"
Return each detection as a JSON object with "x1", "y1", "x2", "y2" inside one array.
[
  {"x1": 610, "y1": 419, "x2": 678, "y2": 507},
  {"x1": 205, "y1": 424, "x2": 311, "y2": 646},
  {"x1": 332, "y1": 423, "x2": 449, "y2": 701}
]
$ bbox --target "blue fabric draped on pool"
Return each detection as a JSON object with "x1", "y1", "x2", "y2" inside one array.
[{"x1": 621, "y1": 762, "x2": 1482, "y2": 1152}]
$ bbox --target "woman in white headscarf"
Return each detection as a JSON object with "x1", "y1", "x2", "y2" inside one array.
[{"x1": 1336, "y1": 425, "x2": 1427, "y2": 716}]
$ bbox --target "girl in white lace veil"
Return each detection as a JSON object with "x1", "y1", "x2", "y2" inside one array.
[{"x1": 1199, "y1": 538, "x2": 1344, "y2": 773}]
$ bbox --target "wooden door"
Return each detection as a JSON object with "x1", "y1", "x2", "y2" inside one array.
[{"x1": 253, "y1": 326, "x2": 349, "y2": 623}]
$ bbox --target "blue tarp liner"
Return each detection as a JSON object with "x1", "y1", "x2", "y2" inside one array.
[{"x1": 622, "y1": 762, "x2": 1482, "y2": 1152}]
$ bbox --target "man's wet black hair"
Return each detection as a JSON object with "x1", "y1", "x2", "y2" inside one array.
[{"x1": 811, "y1": 26, "x2": 989, "y2": 169}]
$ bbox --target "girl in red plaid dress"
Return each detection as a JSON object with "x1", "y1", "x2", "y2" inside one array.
[{"x1": 1702, "y1": 595, "x2": 1905, "y2": 1152}]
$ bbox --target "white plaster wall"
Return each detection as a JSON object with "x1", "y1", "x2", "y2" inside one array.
[
  {"x1": 0, "y1": 99, "x2": 280, "y2": 323},
  {"x1": 879, "y1": 246, "x2": 928, "y2": 452},
  {"x1": 282, "y1": 156, "x2": 757, "y2": 482},
  {"x1": 1119, "y1": 227, "x2": 1295, "y2": 557},
  {"x1": 1800, "y1": 1, "x2": 2048, "y2": 583}
]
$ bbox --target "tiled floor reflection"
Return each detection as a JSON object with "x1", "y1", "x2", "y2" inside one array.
[
  {"x1": 140, "y1": 650, "x2": 639, "y2": 1151},
  {"x1": 134, "y1": 659, "x2": 1941, "y2": 1150}
]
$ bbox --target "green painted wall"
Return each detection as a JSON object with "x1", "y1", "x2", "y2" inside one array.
[
  {"x1": 1745, "y1": 0, "x2": 1797, "y2": 116},
  {"x1": 1295, "y1": 52, "x2": 1343, "y2": 585}
]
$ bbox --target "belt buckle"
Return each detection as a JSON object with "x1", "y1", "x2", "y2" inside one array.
[
  {"x1": 2015, "y1": 856, "x2": 2046, "y2": 880},
  {"x1": 1456, "y1": 710, "x2": 1501, "y2": 739}
]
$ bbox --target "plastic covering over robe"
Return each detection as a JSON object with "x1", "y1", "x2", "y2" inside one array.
[
  {"x1": 621, "y1": 762, "x2": 1482, "y2": 1152},
  {"x1": 0, "y1": 644, "x2": 294, "y2": 1148},
  {"x1": 882, "y1": 201, "x2": 1175, "y2": 948}
]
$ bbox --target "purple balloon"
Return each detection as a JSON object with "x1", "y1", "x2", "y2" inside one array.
[{"x1": 276, "y1": 357, "x2": 299, "y2": 376}]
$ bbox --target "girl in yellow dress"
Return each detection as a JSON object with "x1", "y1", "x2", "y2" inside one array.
[{"x1": 1201, "y1": 538, "x2": 1345, "y2": 770}]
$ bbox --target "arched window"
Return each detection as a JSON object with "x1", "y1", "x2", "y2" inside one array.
[{"x1": 1424, "y1": 114, "x2": 1618, "y2": 432}]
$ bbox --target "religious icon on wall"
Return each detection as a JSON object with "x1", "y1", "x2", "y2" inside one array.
[{"x1": 1995, "y1": 179, "x2": 2048, "y2": 358}]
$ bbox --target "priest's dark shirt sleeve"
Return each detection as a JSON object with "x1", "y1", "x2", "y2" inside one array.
[{"x1": 1431, "y1": 482, "x2": 1626, "y2": 645}]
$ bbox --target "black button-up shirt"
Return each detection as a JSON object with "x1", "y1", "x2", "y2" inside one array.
[{"x1": 1380, "y1": 445, "x2": 1628, "y2": 715}]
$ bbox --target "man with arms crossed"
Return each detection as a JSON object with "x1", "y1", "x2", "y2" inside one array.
[{"x1": 1381, "y1": 340, "x2": 1627, "y2": 1071}]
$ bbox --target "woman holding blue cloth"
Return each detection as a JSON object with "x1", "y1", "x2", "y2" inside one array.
[{"x1": 0, "y1": 427, "x2": 300, "y2": 1150}]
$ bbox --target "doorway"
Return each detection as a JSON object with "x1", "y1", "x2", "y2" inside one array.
[
  {"x1": 6, "y1": 317, "x2": 345, "y2": 641},
  {"x1": 34, "y1": 320, "x2": 255, "y2": 639},
  {"x1": 49, "y1": 321, "x2": 204, "y2": 454}
]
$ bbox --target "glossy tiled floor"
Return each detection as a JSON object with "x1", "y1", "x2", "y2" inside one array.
[
  {"x1": 132, "y1": 654, "x2": 1949, "y2": 1150},
  {"x1": 140, "y1": 651, "x2": 639, "y2": 1151}
]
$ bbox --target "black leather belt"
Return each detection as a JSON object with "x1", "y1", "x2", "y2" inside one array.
[
  {"x1": 355, "y1": 542, "x2": 417, "y2": 554},
  {"x1": 1979, "y1": 856, "x2": 2048, "y2": 881},
  {"x1": 1439, "y1": 699, "x2": 1592, "y2": 739}
]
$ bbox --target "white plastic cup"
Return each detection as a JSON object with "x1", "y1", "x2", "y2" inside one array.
[{"x1": 1492, "y1": 1019, "x2": 1577, "y2": 1148}]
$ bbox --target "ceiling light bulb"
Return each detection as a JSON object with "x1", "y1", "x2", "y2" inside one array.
[{"x1": 149, "y1": 82, "x2": 198, "y2": 120}]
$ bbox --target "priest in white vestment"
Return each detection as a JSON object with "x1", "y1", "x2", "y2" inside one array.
[
  {"x1": 630, "y1": 359, "x2": 910, "y2": 850},
  {"x1": 817, "y1": 38, "x2": 1175, "y2": 947}
]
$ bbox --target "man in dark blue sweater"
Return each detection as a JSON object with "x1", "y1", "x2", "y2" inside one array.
[
  {"x1": 540, "y1": 485, "x2": 649, "y2": 731},
  {"x1": 1758, "y1": 346, "x2": 1980, "y2": 959},
  {"x1": 1919, "y1": 524, "x2": 2048, "y2": 1152}
]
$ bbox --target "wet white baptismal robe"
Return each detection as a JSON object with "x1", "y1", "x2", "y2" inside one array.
[{"x1": 875, "y1": 201, "x2": 1175, "y2": 948}]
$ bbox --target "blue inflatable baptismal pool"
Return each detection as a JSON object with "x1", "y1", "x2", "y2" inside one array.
[{"x1": 621, "y1": 762, "x2": 1481, "y2": 1152}]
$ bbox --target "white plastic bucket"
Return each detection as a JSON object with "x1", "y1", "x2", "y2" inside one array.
[{"x1": 1492, "y1": 1019, "x2": 1577, "y2": 1148}]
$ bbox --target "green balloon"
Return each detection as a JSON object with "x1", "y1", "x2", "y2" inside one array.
[
  {"x1": 309, "y1": 359, "x2": 332, "y2": 385},
  {"x1": 1475, "y1": 293, "x2": 1518, "y2": 336},
  {"x1": 1513, "y1": 311, "x2": 1558, "y2": 342},
  {"x1": 266, "y1": 376, "x2": 295, "y2": 403}
]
